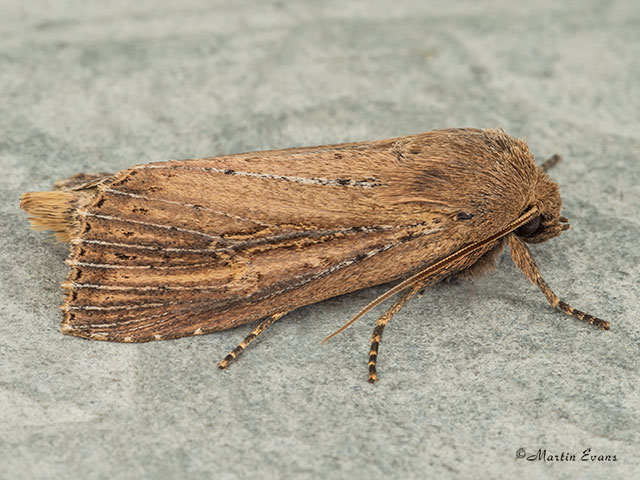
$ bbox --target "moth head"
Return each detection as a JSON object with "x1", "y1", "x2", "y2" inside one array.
[{"x1": 515, "y1": 166, "x2": 569, "y2": 244}]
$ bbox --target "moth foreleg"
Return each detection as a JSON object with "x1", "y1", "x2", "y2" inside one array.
[
  {"x1": 368, "y1": 282, "x2": 424, "y2": 383},
  {"x1": 507, "y1": 235, "x2": 610, "y2": 330},
  {"x1": 217, "y1": 311, "x2": 288, "y2": 370},
  {"x1": 539, "y1": 154, "x2": 562, "y2": 172}
]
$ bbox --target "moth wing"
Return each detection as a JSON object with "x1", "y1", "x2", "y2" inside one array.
[{"x1": 61, "y1": 138, "x2": 452, "y2": 341}]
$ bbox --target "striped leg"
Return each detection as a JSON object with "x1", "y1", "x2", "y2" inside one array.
[
  {"x1": 218, "y1": 312, "x2": 288, "y2": 369},
  {"x1": 368, "y1": 283, "x2": 424, "y2": 383},
  {"x1": 508, "y1": 235, "x2": 610, "y2": 330},
  {"x1": 540, "y1": 154, "x2": 562, "y2": 172}
]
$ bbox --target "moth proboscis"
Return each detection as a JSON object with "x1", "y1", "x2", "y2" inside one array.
[{"x1": 20, "y1": 128, "x2": 609, "y2": 382}]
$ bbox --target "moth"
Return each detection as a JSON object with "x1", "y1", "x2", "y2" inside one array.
[{"x1": 20, "y1": 128, "x2": 609, "y2": 382}]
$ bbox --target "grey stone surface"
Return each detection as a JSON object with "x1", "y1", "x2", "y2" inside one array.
[{"x1": 1, "y1": 1, "x2": 639, "y2": 478}]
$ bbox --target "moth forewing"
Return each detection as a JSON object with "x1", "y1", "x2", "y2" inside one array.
[{"x1": 20, "y1": 128, "x2": 609, "y2": 381}]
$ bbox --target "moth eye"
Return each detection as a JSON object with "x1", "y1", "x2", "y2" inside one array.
[{"x1": 516, "y1": 215, "x2": 542, "y2": 238}]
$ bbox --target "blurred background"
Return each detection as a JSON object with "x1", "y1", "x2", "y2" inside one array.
[{"x1": 1, "y1": 1, "x2": 639, "y2": 478}]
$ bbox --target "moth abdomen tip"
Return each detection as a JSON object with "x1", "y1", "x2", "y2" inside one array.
[{"x1": 19, "y1": 190, "x2": 81, "y2": 242}]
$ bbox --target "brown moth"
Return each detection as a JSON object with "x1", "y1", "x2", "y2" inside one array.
[{"x1": 20, "y1": 128, "x2": 609, "y2": 382}]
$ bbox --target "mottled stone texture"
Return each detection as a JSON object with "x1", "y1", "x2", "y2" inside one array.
[{"x1": 1, "y1": 1, "x2": 638, "y2": 479}]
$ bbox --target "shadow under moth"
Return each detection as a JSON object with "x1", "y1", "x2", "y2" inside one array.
[{"x1": 20, "y1": 128, "x2": 609, "y2": 382}]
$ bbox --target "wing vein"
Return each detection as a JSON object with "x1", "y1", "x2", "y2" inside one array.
[
  {"x1": 80, "y1": 211, "x2": 226, "y2": 241},
  {"x1": 134, "y1": 165, "x2": 384, "y2": 188},
  {"x1": 101, "y1": 187, "x2": 276, "y2": 227}
]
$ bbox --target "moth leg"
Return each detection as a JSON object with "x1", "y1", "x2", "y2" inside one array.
[
  {"x1": 368, "y1": 282, "x2": 424, "y2": 383},
  {"x1": 217, "y1": 312, "x2": 288, "y2": 370},
  {"x1": 507, "y1": 235, "x2": 610, "y2": 330},
  {"x1": 540, "y1": 154, "x2": 562, "y2": 172}
]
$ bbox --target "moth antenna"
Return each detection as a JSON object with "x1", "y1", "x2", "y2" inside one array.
[
  {"x1": 540, "y1": 154, "x2": 562, "y2": 172},
  {"x1": 323, "y1": 207, "x2": 541, "y2": 343},
  {"x1": 507, "y1": 235, "x2": 610, "y2": 330},
  {"x1": 20, "y1": 191, "x2": 80, "y2": 242}
]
